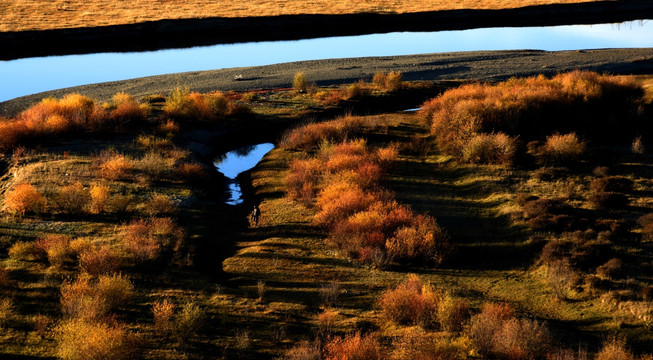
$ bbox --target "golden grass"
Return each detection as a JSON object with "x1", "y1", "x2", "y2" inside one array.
[{"x1": 1, "y1": 0, "x2": 604, "y2": 32}]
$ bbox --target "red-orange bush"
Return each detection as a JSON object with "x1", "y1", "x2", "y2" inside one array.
[
  {"x1": 386, "y1": 214, "x2": 449, "y2": 266},
  {"x1": 378, "y1": 275, "x2": 440, "y2": 328},
  {"x1": 35, "y1": 234, "x2": 73, "y2": 267},
  {"x1": 78, "y1": 246, "x2": 121, "y2": 276},
  {"x1": 324, "y1": 332, "x2": 384, "y2": 360},
  {"x1": 121, "y1": 218, "x2": 184, "y2": 264}
]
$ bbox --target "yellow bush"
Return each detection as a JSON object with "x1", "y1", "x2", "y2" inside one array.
[
  {"x1": 56, "y1": 318, "x2": 139, "y2": 360},
  {"x1": 89, "y1": 183, "x2": 110, "y2": 213},
  {"x1": 8, "y1": 241, "x2": 39, "y2": 261},
  {"x1": 52, "y1": 182, "x2": 90, "y2": 214},
  {"x1": 99, "y1": 154, "x2": 132, "y2": 180},
  {"x1": 378, "y1": 274, "x2": 440, "y2": 328},
  {"x1": 3, "y1": 182, "x2": 45, "y2": 215},
  {"x1": 152, "y1": 299, "x2": 175, "y2": 333}
]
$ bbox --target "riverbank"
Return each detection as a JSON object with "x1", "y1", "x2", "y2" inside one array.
[
  {"x1": 1, "y1": 1, "x2": 653, "y2": 59},
  {"x1": 2, "y1": 48, "x2": 653, "y2": 118}
]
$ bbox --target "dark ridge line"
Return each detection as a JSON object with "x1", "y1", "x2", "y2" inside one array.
[{"x1": 1, "y1": 0, "x2": 653, "y2": 60}]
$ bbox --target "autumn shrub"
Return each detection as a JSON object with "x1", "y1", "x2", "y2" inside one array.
[
  {"x1": 547, "y1": 258, "x2": 577, "y2": 300},
  {"x1": 60, "y1": 274, "x2": 107, "y2": 320},
  {"x1": 378, "y1": 275, "x2": 440, "y2": 328},
  {"x1": 493, "y1": 318, "x2": 551, "y2": 360},
  {"x1": 138, "y1": 151, "x2": 170, "y2": 179},
  {"x1": 314, "y1": 180, "x2": 377, "y2": 228},
  {"x1": 638, "y1": 213, "x2": 653, "y2": 240},
  {"x1": 390, "y1": 327, "x2": 469, "y2": 360},
  {"x1": 590, "y1": 176, "x2": 634, "y2": 194},
  {"x1": 324, "y1": 332, "x2": 384, "y2": 360},
  {"x1": 175, "y1": 161, "x2": 210, "y2": 186},
  {"x1": 373, "y1": 71, "x2": 403, "y2": 91},
  {"x1": 461, "y1": 132, "x2": 516, "y2": 165},
  {"x1": 56, "y1": 318, "x2": 139, "y2": 360},
  {"x1": 293, "y1": 72, "x2": 308, "y2": 93},
  {"x1": 3, "y1": 182, "x2": 45, "y2": 215},
  {"x1": 0, "y1": 297, "x2": 15, "y2": 329},
  {"x1": 541, "y1": 133, "x2": 586, "y2": 162},
  {"x1": 8, "y1": 241, "x2": 40, "y2": 261},
  {"x1": 96, "y1": 273, "x2": 134, "y2": 310},
  {"x1": 109, "y1": 92, "x2": 148, "y2": 125},
  {"x1": 121, "y1": 218, "x2": 184, "y2": 264},
  {"x1": 0, "y1": 266, "x2": 10, "y2": 288},
  {"x1": 522, "y1": 198, "x2": 571, "y2": 231},
  {"x1": 283, "y1": 341, "x2": 322, "y2": 360},
  {"x1": 144, "y1": 193, "x2": 176, "y2": 216},
  {"x1": 79, "y1": 246, "x2": 121, "y2": 276},
  {"x1": 285, "y1": 158, "x2": 323, "y2": 203},
  {"x1": 98, "y1": 153, "x2": 132, "y2": 180},
  {"x1": 595, "y1": 338, "x2": 634, "y2": 360},
  {"x1": 467, "y1": 303, "x2": 515, "y2": 355},
  {"x1": 385, "y1": 214, "x2": 449, "y2": 266},
  {"x1": 588, "y1": 192, "x2": 629, "y2": 210},
  {"x1": 152, "y1": 299, "x2": 175, "y2": 334},
  {"x1": 35, "y1": 234, "x2": 73, "y2": 267},
  {"x1": 89, "y1": 183, "x2": 110, "y2": 214},
  {"x1": 280, "y1": 116, "x2": 364, "y2": 150},
  {"x1": 52, "y1": 182, "x2": 90, "y2": 214},
  {"x1": 437, "y1": 293, "x2": 470, "y2": 332},
  {"x1": 174, "y1": 301, "x2": 206, "y2": 342}
]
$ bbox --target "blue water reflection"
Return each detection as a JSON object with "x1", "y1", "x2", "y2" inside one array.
[
  {"x1": 1, "y1": 20, "x2": 651, "y2": 102},
  {"x1": 214, "y1": 143, "x2": 275, "y2": 205}
]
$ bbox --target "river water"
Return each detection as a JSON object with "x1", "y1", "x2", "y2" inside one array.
[
  {"x1": 1, "y1": 20, "x2": 651, "y2": 102},
  {"x1": 214, "y1": 143, "x2": 275, "y2": 205}
]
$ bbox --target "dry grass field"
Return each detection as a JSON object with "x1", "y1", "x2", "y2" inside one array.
[{"x1": 0, "y1": 0, "x2": 604, "y2": 32}]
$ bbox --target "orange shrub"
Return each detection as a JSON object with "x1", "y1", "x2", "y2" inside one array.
[
  {"x1": 385, "y1": 214, "x2": 449, "y2": 266},
  {"x1": 541, "y1": 133, "x2": 586, "y2": 161},
  {"x1": 89, "y1": 183, "x2": 110, "y2": 214},
  {"x1": 494, "y1": 318, "x2": 551, "y2": 360},
  {"x1": 378, "y1": 275, "x2": 440, "y2": 328},
  {"x1": 96, "y1": 273, "x2": 134, "y2": 311},
  {"x1": 152, "y1": 299, "x2": 175, "y2": 333},
  {"x1": 121, "y1": 218, "x2": 184, "y2": 264},
  {"x1": 324, "y1": 332, "x2": 384, "y2": 360},
  {"x1": 283, "y1": 341, "x2": 321, "y2": 360},
  {"x1": 79, "y1": 246, "x2": 121, "y2": 276},
  {"x1": 98, "y1": 154, "x2": 132, "y2": 180},
  {"x1": 8, "y1": 241, "x2": 40, "y2": 261},
  {"x1": 280, "y1": 116, "x2": 363, "y2": 150},
  {"x1": 373, "y1": 71, "x2": 403, "y2": 91},
  {"x1": 3, "y1": 182, "x2": 45, "y2": 215},
  {"x1": 314, "y1": 181, "x2": 377, "y2": 228},
  {"x1": 462, "y1": 132, "x2": 517, "y2": 165},
  {"x1": 52, "y1": 182, "x2": 90, "y2": 214},
  {"x1": 285, "y1": 158, "x2": 323, "y2": 202},
  {"x1": 109, "y1": 92, "x2": 148, "y2": 125},
  {"x1": 56, "y1": 318, "x2": 139, "y2": 360},
  {"x1": 35, "y1": 234, "x2": 73, "y2": 267},
  {"x1": 60, "y1": 274, "x2": 107, "y2": 320},
  {"x1": 164, "y1": 87, "x2": 230, "y2": 121},
  {"x1": 390, "y1": 327, "x2": 469, "y2": 360},
  {"x1": 595, "y1": 338, "x2": 634, "y2": 360},
  {"x1": 420, "y1": 71, "x2": 643, "y2": 160},
  {"x1": 175, "y1": 162, "x2": 210, "y2": 186},
  {"x1": 467, "y1": 303, "x2": 515, "y2": 355}
]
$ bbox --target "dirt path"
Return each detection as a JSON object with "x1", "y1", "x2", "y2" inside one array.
[{"x1": 2, "y1": 48, "x2": 652, "y2": 117}]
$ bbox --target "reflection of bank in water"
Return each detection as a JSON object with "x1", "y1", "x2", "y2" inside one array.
[{"x1": 214, "y1": 143, "x2": 275, "y2": 205}]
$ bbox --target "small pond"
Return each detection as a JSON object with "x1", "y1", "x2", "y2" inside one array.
[
  {"x1": 214, "y1": 143, "x2": 275, "y2": 205},
  {"x1": 1, "y1": 20, "x2": 652, "y2": 102}
]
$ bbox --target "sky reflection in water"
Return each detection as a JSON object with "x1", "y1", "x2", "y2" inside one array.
[{"x1": 1, "y1": 20, "x2": 652, "y2": 102}]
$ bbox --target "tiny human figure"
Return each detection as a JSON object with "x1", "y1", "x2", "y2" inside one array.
[{"x1": 251, "y1": 204, "x2": 261, "y2": 226}]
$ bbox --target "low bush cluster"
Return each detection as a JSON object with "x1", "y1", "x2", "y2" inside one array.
[
  {"x1": 284, "y1": 137, "x2": 448, "y2": 267},
  {"x1": 0, "y1": 93, "x2": 150, "y2": 152},
  {"x1": 588, "y1": 176, "x2": 633, "y2": 209},
  {"x1": 378, "y1": 275, "x2": 469, "y2": 330},
  {"x1": 467, "y1": 303, "x2": 551, "y2": 359},
  {"x1": 164, "y1": 87, "x2": 238, "y2": 121},
  {"x1": 419, "y1": 71, "x2": 644, "y2": 163},
  {"x1": 121, "y1": 217, "x2": 185, "y2": 264}
]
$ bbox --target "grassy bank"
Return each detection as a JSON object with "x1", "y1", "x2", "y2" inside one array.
[{"x1": 1, "y1": 0, "x2": 605, "y2": 32}]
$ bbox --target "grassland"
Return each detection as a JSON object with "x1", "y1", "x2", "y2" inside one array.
[
  {"x1": 0, "y1": 73, "x2": 652, "y2": 359},
  {"x1": 0, "y1": 0, "x2": 605, "y2": 32}
]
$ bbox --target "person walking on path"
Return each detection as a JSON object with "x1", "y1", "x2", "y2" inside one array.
[{"x1": 251, "y1": 204, "x2": 261, "y2": 226}]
